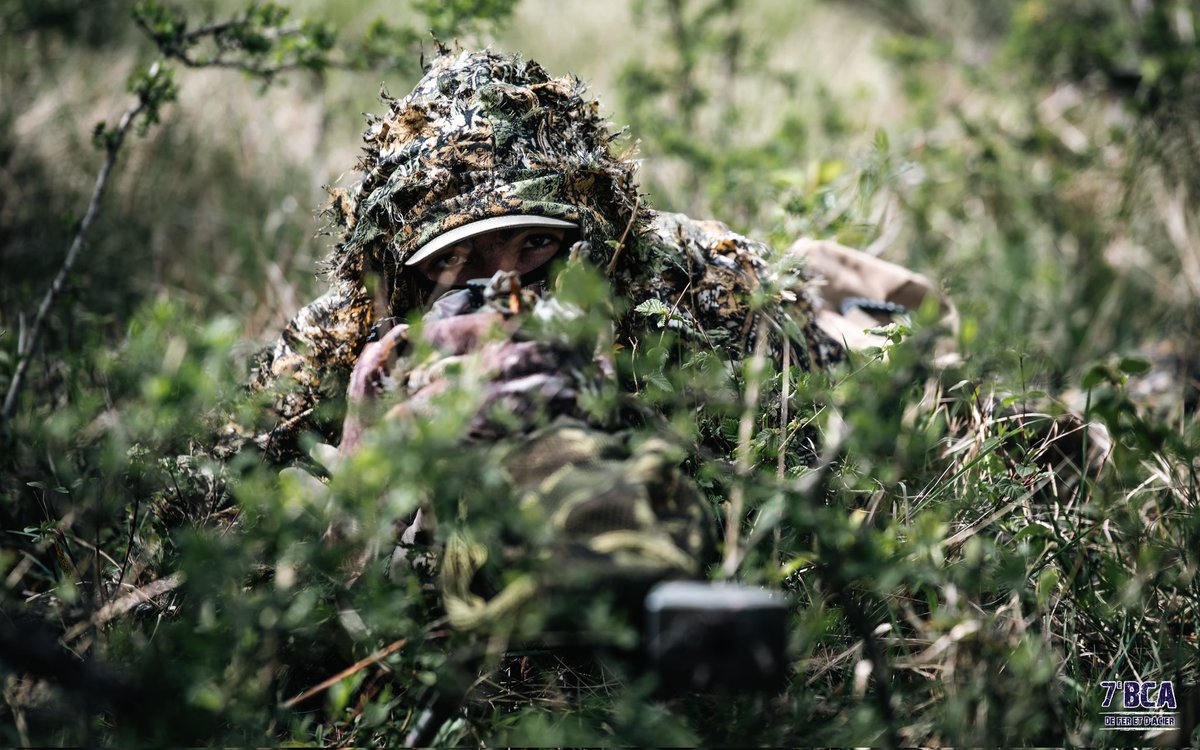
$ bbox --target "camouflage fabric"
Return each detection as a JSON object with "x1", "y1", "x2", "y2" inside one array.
[
  {"x1": 250, "y1": 47, "x2": 844, "y2": 457},
  {"x1": 442, "y1": 418, "x2": 716, "y2": 632}
]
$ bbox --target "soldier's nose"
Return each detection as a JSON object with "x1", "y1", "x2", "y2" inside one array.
[{"x1": 479, "y1": 245, "x2": 524, "y2": 275}]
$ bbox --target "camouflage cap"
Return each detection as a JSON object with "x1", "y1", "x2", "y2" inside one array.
[
  {"x1": 328, "y1": 48, "x2": 641, "y2": 314},
  {"x1": 405, "y1": 214, "x2": 578, "y2": 268}
]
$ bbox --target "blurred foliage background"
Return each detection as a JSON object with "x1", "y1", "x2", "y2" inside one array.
[{"x1": 1, "y1": 0, "x2": 1198, "y2": 745}]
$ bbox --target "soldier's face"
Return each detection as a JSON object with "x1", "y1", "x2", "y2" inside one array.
[{"x1": 414, "y1": 228, "x2": 568, "y2": 288}]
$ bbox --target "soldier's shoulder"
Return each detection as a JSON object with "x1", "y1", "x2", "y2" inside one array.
[{"x1": 642, "y1": 211, "x2": 773, "y2": 262}]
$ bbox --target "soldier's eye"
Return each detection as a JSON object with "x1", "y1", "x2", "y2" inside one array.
[
  {"x1": 522, "y1": 233, "x2": 559, "y2": 251},
  {"x1": 435, "y1": 253, "x2": 469, "y2": 269}
]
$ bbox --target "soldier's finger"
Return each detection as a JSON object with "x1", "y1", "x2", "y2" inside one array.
[
  {"x1": 420, "y1": 311, "x2": 504, "y2": 354},
  {"x1": 347, "y1": 324, "x2": 409, "y2": 403}
]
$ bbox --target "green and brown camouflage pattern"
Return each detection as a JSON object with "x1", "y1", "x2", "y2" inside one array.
[
  {"x1": 250, "y1": 47, "x2": 844, "y2": 456},
  {"x1": 439, "y1": 418, "x2": 717, "y2": 632}
]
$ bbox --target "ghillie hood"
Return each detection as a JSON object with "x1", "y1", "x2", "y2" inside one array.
[{"x1": 328, "y1": 47, "x2": 641, "y2": 314}]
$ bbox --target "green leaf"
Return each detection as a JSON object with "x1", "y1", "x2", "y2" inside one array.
[
  {"x1": 1036, "y1": 566, "x2": 1060, "y2": 608},
  {"x1": 1082, "y1": 362, "x2": 1123, "y2": 389},
  {"x1": 634, "y1": 298, "x2": 670, "y2": 316},
  {"x1": 1011, "y1": 522, "x2": 1053, "y2": 544},
  {"x1": 1117, "y1": 356, "x2": 1151, "y2": 375},
  {"x1": 643, "y1": 371, "x2": 674, "y2": 393}
]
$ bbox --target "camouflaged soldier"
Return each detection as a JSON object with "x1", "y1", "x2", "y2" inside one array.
[{"x1": 250, "y1": 48, "x2": 862, "y2": 630}]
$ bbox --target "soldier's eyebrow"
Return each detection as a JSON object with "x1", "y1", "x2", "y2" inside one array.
[
  {"x1": 500, "y1": 227, "x2": 550, "y2": 241},
  {"x1": 458, "y1": 228, "x2": 520, "y2": 248},
  {"x1": 489, "y1": 227, "x2": 564, "y2": 245}
]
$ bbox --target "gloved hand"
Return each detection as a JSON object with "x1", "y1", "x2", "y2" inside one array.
[{"x1": 341, "y1": 272, "x2": 597, "y2": 451}]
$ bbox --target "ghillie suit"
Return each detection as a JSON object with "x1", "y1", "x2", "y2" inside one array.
[
  {"x1": 250, "y1": 48, "x2": 845, "y2": 459},
  {"x1": 249, "y1": 48, "x2": 857, "y2": 638}
]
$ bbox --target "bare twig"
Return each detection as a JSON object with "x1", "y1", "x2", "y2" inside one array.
[
  {"x1": 136, "y1": 11, "x2": 304, "y2": 64},
  {"x1": 163, "y1": 55, "x2": 323, "y2": 77},
  {"x1": 137, "y1": 10, "x2": 404, "y2": 78},
  {"x1": 940, "y1": 474, "x2": 1055, "y2": 553},
  {"x1": 63, "y1": 533, "x2": 123, "y2": 573},
  {"x1": 605, "y1": 194, "x2": 641, "y2": 276},
  {"x1": 61, "y1": 572, "x2": 186, "y2": 643},
  {"x1": 184, "y1": 17, "x2": 303, "y2": 46},
  {"x1": 281, "y1": 637, "x2": 409, "y2": 709},
  {"x1": 0, "y1": 61, "x2": 162, "y2": 426},
  {"x1": 1, "y1": 679, "x2": 31, "y2": 747}
]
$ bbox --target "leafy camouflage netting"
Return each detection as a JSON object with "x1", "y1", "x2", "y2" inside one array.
[{"x1": 250, "y1": 47, "x2": 844, "y2": 455}]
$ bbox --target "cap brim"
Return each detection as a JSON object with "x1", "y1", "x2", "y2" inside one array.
[{"x1": 405, "y1": 215, "x2": 579, "y2": 267}]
